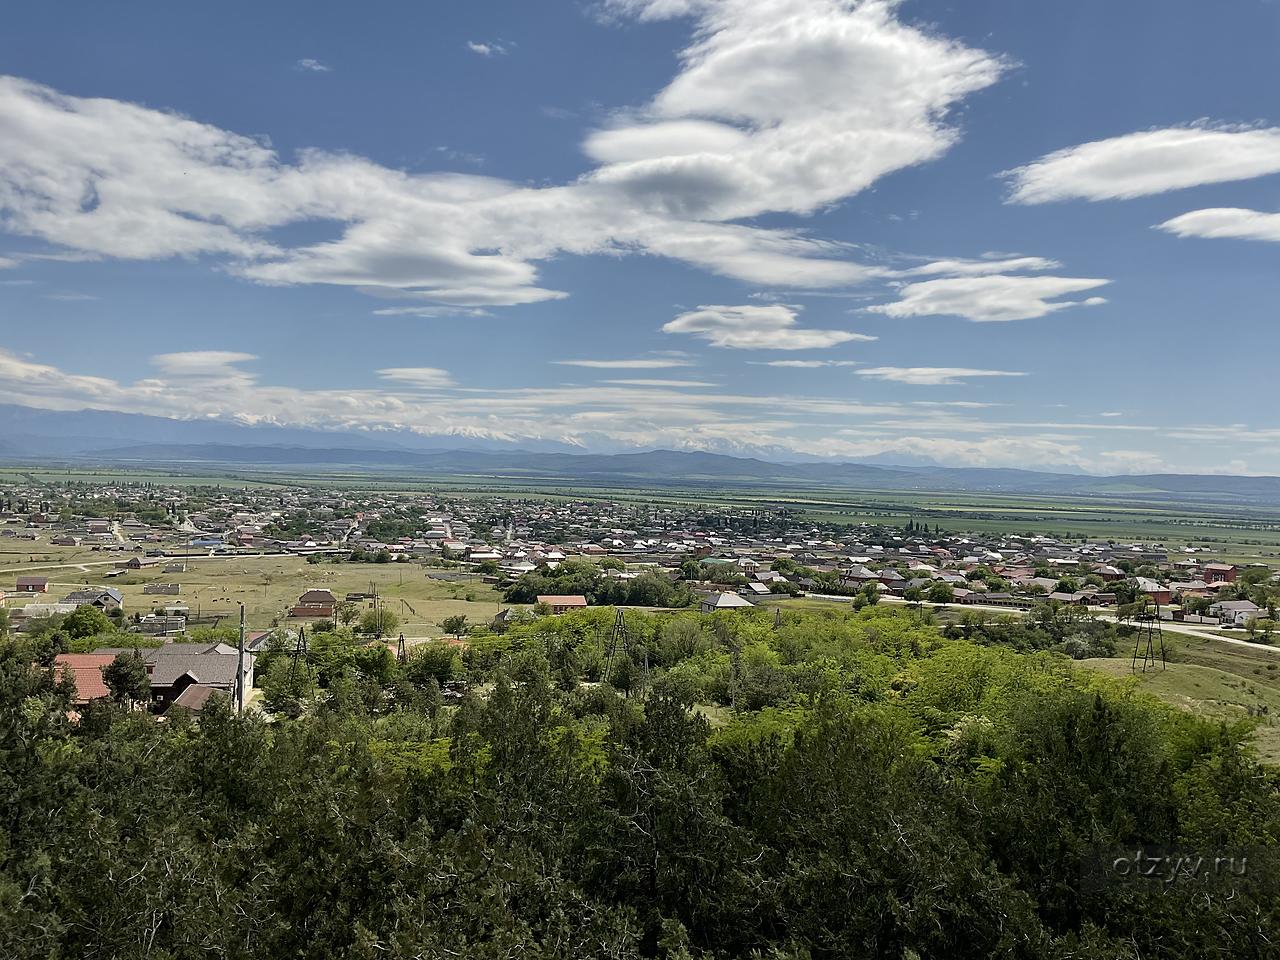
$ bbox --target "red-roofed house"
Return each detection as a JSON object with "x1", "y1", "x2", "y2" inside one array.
[
  {"x1": 1203, "y1": 563, "x2": 1238, "y2": 584},
  {"x1": 536, "y1": 595, "x2": 588, "y2": 614},
  {"x1": 54, "y1": 653, "x2": 115, "y2": 705}
]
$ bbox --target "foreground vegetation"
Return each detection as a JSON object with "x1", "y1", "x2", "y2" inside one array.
[{"x1": 4, "y1": 604, "x2": 1279, "y2": 958}]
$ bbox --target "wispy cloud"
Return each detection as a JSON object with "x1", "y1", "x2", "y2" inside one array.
[
  {"x1": 870, "y1": 275, "x2": 1109, "y2": 322},
  {"x1": 466, "y1": 40, "x2": 511, "y2": 57},
  {"x1": 857, "y1": 367, "x2": 1026, "y2": 386},
  {"x1": 748, "y1": 359, "x2": 861, "y2": 368},
  {"x1": 602, "y1": 378, "x2": 717, "y2": 387},
  {"x1": 553, "y1": 358, "x2": 694, "y2": 369},
  {"x1": 295, "y1": 58, "x2": 331, "y2": 72},
  {"x1": 664, "y1": 304, "x2": 875, "y2": 350},
  {"x1": 1005, "y1": 124, "x2": 1280, "y2": 203},
  {"x1": 44, "y1": 292, "x2": 98, "y2": 301},
  {"x1": 0, "y1": 347, "x2": 1257, "y2": 472},
  {"x1": 1158, "y1": 207, "x2": 1280, "y2": 243},
  {"x1": 377, "y1": 366, "x2": 456, "y2": 389}
]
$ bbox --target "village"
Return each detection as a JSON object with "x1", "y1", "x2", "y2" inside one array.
[{"x1": 3, "y1": 480, "x2": 1277, "y2": 630}]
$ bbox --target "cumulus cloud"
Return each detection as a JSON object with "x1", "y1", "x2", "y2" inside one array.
[
  {"x1": 588, "y1": 0, "x2": 1005, "y2": 221},
  {"x1": 1158, "y1": 207, "x2": 1280, "y2": 243},
  {"x1": 0, "y1": 2, "x2": 1007, "y2": 310},
  {"x1": 857, "y1": 366, "x2": 1025, "y2": 385},
  {"x1": 1005, "y1": 125, "x2": 1280, "y2": 204},
  {"x1": 664, "y1": 304, "x2": 875, "y2": 349},
  {"x1": 869, "y1": 275, "x2": 1109, "y2": 322}
]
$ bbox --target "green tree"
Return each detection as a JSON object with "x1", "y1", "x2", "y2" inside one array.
[
  {"x1": 102, "y1": 650, "x2": 150, "y2": 705},
  {"x1": 63, "y1": 605, "x2": 114, "y2": 640},
  {"x1": 359, "y1": 607, "x2": 400, "y2": 637},
  {"x1": 334, "y1": 600, "x2": 360, "y2": 627},
  {"x1": 441, "y1": 615, "x2": 469, "y2": 640}
]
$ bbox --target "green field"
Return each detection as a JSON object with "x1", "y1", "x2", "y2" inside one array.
[
  {"x1": 1086, "y1": 657, "x2": 1280, "y2": 763},
  {"x1": 3, "y1": 553, "x2": 514, "y2": 638}
]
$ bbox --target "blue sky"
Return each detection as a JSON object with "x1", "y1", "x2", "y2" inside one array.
[{"x1": 1, "y1": 0, "x2": 1278, "y2": 473}]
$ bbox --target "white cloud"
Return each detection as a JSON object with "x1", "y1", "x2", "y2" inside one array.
[
  {"x1": 295, "y1": 58, "x2": 331, "y2": 72},
  {"x1": 43, "y1": 292, "x2": 98, "y2": 301},
  {"x1": 0, "y1": 2, "x2": 1007, "y2": 309},
  {"x1": 857, "y1": 366, "x2": 1026, "y2": 386},
  {"x1": 870, "y1": 275, "x2": 1109, "y2": 322},
  {"x1": 377, "y1": 367, "x2": 456, "y2": 388},
  {"x1": 602, "y1": 378, "x2": 717, "y2": 386},
  {"x1": 664, "y1": 303, "x2": 874, "y2": 349},
  {"x1": 748, "y1": 359, "x2": 860, "y2": 368},
  {"x1": 0, "y1": 347, "x2": 1260, "y2": 472},
  {"x1": 371, "y1": 306, "x2": 493, "y2": 318},
  {"x1": 0, "y1": 256, "x2": 15, "y2": 269},
  {"x1": 1005, "y1": 125, "x2": 1280, "y2": 204},
  {"x1": 1157, "y1": 207, "x2": 1280, "y2": 243},
  {"x1": 897, "y1": 256, "x2": 1060, "y2": 277},
  {"x1": 467, "y1": 41, "x2": 510, "y2": 56},
  {"x1": 151, "y1": 351, "x2": 258, "y2": 376},
  {"x1": 588, "y1": 0, "x2": 1005, "y2": 221},
  {"x1": 553, "y1": 358, "x2": 694, "y2": 369}
]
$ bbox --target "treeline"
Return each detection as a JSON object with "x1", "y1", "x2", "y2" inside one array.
[
  {"x1": 503, "y1": 558, "x2": 696, "y2": 609},
  {"x1": 2, "y1": 606, "x2": 1279, "y2": 958}
]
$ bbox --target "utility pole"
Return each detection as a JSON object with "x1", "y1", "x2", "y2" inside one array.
[{"x1": 236, "y1": 603, "x2": 246, "y2": 714}]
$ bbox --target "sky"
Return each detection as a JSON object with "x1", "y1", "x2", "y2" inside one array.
[{"x1": 1, "y1": 0, "x2": 1278, "y2": 475}]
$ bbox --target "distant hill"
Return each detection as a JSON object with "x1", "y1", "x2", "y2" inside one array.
[
  {"x1": 31, "y1": 440, "x2": 1280, "y2": 506},
  {"x1": 0, "y1": 404, "x2": 584, "y2": 456},
  {"x1": 3, "y1": 404, "x2": 1278, "y2": 505}
]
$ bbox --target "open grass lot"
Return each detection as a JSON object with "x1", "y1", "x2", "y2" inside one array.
[
  {"x1": 3, "y1": 553, "x2": 515, "y2": 638},
  {"x1": 1086, "y1": 657, "x2": 1280, "y2": 763}
]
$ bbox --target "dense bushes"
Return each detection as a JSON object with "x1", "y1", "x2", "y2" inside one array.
[{"x1": 2, "y1": 606, "x2": 1278, "y2": 958}]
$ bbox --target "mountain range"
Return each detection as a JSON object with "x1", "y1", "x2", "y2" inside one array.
[{"x1": 2, "y1": 403, "x2": 1276, "y2": 506}]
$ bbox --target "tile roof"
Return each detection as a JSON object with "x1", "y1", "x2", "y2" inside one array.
[{"x1": 54, "y1": 654, "x2": 115, "y2": 702}]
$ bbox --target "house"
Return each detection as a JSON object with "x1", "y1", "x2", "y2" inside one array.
[
  {"x1": 700, "y1": 592, "x2": 755, "y2": 613},
  {"x1": 53, "y1": 653, "x2": 115, "y2": 705},
  {"x1": 1135, "y1": 577, "x2": 1173, "y2": 606},
  {"x1": 15, "y1": 576, "x2": 48, "y2": 593},
  {"x1": 145, "y1": 654, "x2": 246, "y2": 711},
  {"x1": 143, "y1": 583, "x2": 181, "y2": 595},
  {"x1": 1210, "y1": 599, "x2": 1261, "y2": 626},
  {"x1": 290, "y1": 587, "x2": 336, "y2": 619},
  {"x1": 1203, "y1": 563, "x2": 1238, "y2": 584},
  {"x1": 62, "y1": 587, "x2": 124, "y2": 611},
  {"x1": 166, "y1": 684, "x2": 228, "y2": 716},
  {"x1": 96, "y1": 644, "x2": 253, "y2": 711},
  {"x1": 118, "y1": 556, "x2": 161, "y2": 570},
  {"x1": 537, "y1": 594, "x2": 588, "y2": 614}
]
